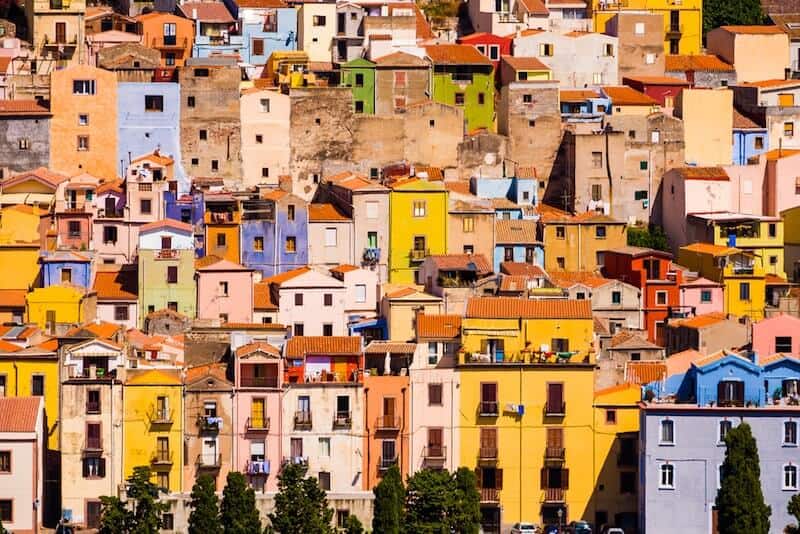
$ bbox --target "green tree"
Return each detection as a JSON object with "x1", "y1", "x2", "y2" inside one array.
[
  {"x1": 372, "y1": 464, "x2": 405, "y2": 534},
  {"x1": 98, "y1": 495, "x2": 133, "y2": 534},
  {"x1": 267, "y1": 462, "x2": 334, "y2": 534},
  {"x1": 344, "y1": 514, "x2": 364, "y2": 534},
  {"x1": 716, "y1": 423, "x2": 771, "y2": 534},
  {"x1": 189, "y1": 474, "x2": 222, "y2": 534},
  {"x1": 98, "y1": 466, "x2": 167, "y2": 534},
  {"x1": 627, "y1": 224, "x2": 669, "y2": 251},
  {"x1": 785, "y1": 494, "x2": 800, "y2": 534},
  {"x1": 220, "y1": 472, "x2": 262, "y2": 534},
  {"x1": 703, "y1": 0, "x2": 766, "y2": 34},
  {"x1": 448, "y1": 467, "x2": 481, "y2": 534},
  {"x1": 405, "y1": 468, "x2": 453, "y2": 533}
]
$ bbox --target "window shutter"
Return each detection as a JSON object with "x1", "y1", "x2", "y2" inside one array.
[
  {"x1": 99, "y1": 458, "x2": 106, "y2": 478},
  {"x1": 540, "y1": 467, "x2": 548, "y2": 488},
  {"x1": 547, "y1": 427, "x2": 563, "y2": 447},
  {"x1": 475, "y1": 467, "x2": 483, "y2": 488},
  {"x1": 82, "y1": 458, "x2": 89, "y2": 478},
  {"x1": 562, "y1": 468, "x2": 569, "y2": 489},
  {"x1": 496, "y1": 468, "x2": 503, "y2": 489},
  {"x1": 735, "y1": 382, "x2": 744, "y2": 402},
  {"x1": 717, "y1": 381, "x2": 726, "y2": 402}
]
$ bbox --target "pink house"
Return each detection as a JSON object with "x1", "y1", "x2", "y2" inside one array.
[
  {"x1": 680, "y1": 276, "x2": 724, "y2": 316},
  {"x1": 234, "y1": 342, "x2": 284, "y2": 492},
  {"x1": 195, "y1": 257, "x2": 254, "y2": 323},
  {"x1": 752, "y1": 313, "x2": 800, "y2": 361},
  {"x1": 55, "y1": 173, "x2": 100, "y2": 250}
]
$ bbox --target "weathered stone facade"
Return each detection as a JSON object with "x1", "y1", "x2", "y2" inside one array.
[
  {"x1": 373, "y1": 53, "x2": 429, "y2": 116},
  {"x1": 605, "y1": 12, "x2": 665, "y2": 81},
  {"x1": 0, "y1": 110, "x2": 50, "y2": 175}
]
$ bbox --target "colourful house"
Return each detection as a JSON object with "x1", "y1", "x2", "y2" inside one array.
[
  {"x1": 458, "y1": 297, "x2": 595, "y2": 531},
  {"x1": 0, "y1": 242, "x2": 41, "y2": 292},
  {"x1": 425, "y1": 44, "x2": 494, "y2": 133},
  {"x1": 203, "y1": 193, "x2": 241, "y2": 264},
  {"x1": 677, "y1": 243, "x2": 766, "y2": 321},
  {"x1": 388, "y1": 178, "x2": 449, "y2": 284},
  {"x1": 136, "y1": 12, "x2": 195, "y2": 67},
  {"x1": 498, "y1": 55, "x2": 552, "y2": 86},
  {"x1": 122, "y1": 369, "x2": 184, "y2": 493},
  {"x1": 195, "y1": 256, "x2": 254, "y2": 323},
  {"x1": 41, "y1": 250, "x2": 93, "y2": 288},
  {"x1": 26, "y1": 284, "x2": 97, "y2": 331},
  {"x1": 752, "y1": 314, "x2": 800, "y2": 361},
  {"x1": 340, "y1": 58, "x2": 375, "y2": 115},
  {"x1": 457, "y1": 32, "x2": 512, "y2": 77}
]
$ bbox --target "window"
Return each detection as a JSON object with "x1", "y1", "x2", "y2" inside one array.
[
  {"x1": 604, "y1": 43, "x2": 614, "y2": 56},
  {"x1": 504, "y1": 247, "x2": 514, "y2": 262},
  {"x1": 294, "y1": 323, "x2": 304, "y2": 336},
  {"x1": 323, "y1": 293, "x2": 333, "y2": 307},
  {"x1": 318, "y1": 471, "x2": 331, "y2": 490},
  {"x1": 539, "y1": 43, "x2": 554, "y2": 56},
  {"x1": 394, "y1": 71, "x2": 406, "y2": 87},
  {"x1": 611, "y1": 291, "x2": 621, "y2": 304},
  {"x1": 522, "y1": 94, "x2": 533, "y2": 104},
  {"x1": 259, "y1": 98, "x2": 270, "y2": 112},
  {"x1": 255, "y1": 134, "x2": 263, "y2": 144},
  {"x1": 216, "y1": 233, "x2": 226, "y2": 248},
  {"x1": 319, "y1": 437, "x2": 330, "y2": 456},
  {"x1": 140, "y1": 199, "x2": 152, "y2": 214},
  {"x1": 556, "y1": 257, "x2": 565, "y2": 269},
  {"x1": 31, "y1": 375, "x2": 44, "y2": 396},
  {"x1": 478, "y1": 92, "x2": 486, "y2": 105},
  {"x1": 355, "y1": 284, "x2": 366, "y2": 303},
  {"x1": 777, "y1": 336, "x2": 793, "y2": 353},
  {"x1": 786, "y1": 122, "x2": 795, "y2": 137},
  {"x1": 555, "y1": 226, "x2": 565, "y2": 239},
  {"x1": 455, "y1": 93, "x2": 465, "y2": 106},
  {"x1": 428, "y1": 342, "x2": 438, "y2": 365},
  {"x1": 161, "y1": 236, "x2": 172, "y2": 250},
  {"x1": 643, "y1": 258, "x2": 661, "y2": 280},
  {"x1": 145, "y1": 95, "x2": 163, "y2": 112},
  {"x1": 337, "y1": 510, "x2": 350, "y2": 529},
  {"x1": 354, "y1": 101, "x2": 364, "y2": 114},
  {"x1": 770, "y1": 255, "x2": 778, "y2": 265},
  {"x1": 785, "y1": 464, "x2": 799, "y2": 490},
  {"x1": 191, "y1": 158, "x2": 199, "y2": 166},
  {"x1": 413, "y1": 201, "x2": 426, "y2": 217},
  {"x1": 325, "y1": 227, "x2": 337, "y2": 247},
  {"x1": 660, "y1": 419, "x2": 674, "y2": 444},
  {"x1": 219, "y1": 281, "x2": 229, "y2": 296},
  {"x1": 546, "y1": 382, "x2": 564, "y2": 415},
  {"x1": 755, "y1": 136, "x2": 764, "y2": 150},
  {"x1": 659, "y1": 463, "x2": 674, "y2": 489},
  {"x1": 701, "y1": 290, "x2": 712, "y2": 303},
  {"x1": 480, "y1": 382, "x2": 498, "y2": 415},
  {"x1": 0, "y1": 451, "x2": 9, "y2": 473},
  {"x1": 669, "y1": 39, "x2": 679, "y2": 55},
  {"x1": 718, "y1": 420, "x2": 732, "y2": 443},
  {"x1": 656, "y1": 291, "x2": 667, "y2": 305},
  {"x1": 620, "y1": 471, "x2": 636, "y2": 494},
  {"x1": 576, "y1": 292, "x2": 585, "y2": 300},
  {"x1": 167, "y1": 266, "x2": 178, "y2": 284},
  {"x1": 295, "y1": 293, "x2": 304, "y2": 306},
  {"x1": 739, "y1": 282, "x2": 751, "y2": 301},
  {"x1": 605, "y1": 409, "x2": 616, "y2": 424},
  {"x1": 187, "y1": 96, "x2": 196, "y2": 107},
  {"x1": 83, "y1": 455, "x2": 105, "y2": 478},
  {"x1": 286, "y1": 236, "x2": 297, "y2": 253},
  {"x1": 86, "y1": 501, "x2": 102, "y2": 529},
  {"x1": 595, "y1": 225, "x2": 607, "y2": 239},
  {"x1": 199, "y1": 129, "x2": 207, "y2": 141},
  {"x1": 312, "y1": 13, "x2": 327, "y2": 25},
  {"x1": 634, "y1": 22, "x2": 645, "y2": 34},
  {"x1": 429, "y1": 383, "x2": 443, "y2": 405},
  {"x1": 77, "y1": 135, "x2": 89, "y2": 151},
  {"x1": 592, "y1": 151, "x2": 602, "y2": 168},
  {"x1": 157, "y1": 472, "x2": 169, "y2": 491},
  {"x1": 254, "y1": 236, "x2": 264, "y2": 251},
  {"x1": 61, "y1": 268, "x2": 72, "y2": 283},
  {"x1": 18, "y1": 137, "x2": 29, "y2": 150},
  {"x1": 366, "y1": 202, "x2": 378, "y2": 219},
  {"x1": 353, "y1": 73, "x2": 364, "y2": 87},
  {"x1": 114, "y1": 306, "x2": 128, "y2": 321},
  {"x1": 252, "y1": 38, "x2": 264, "y2": 56},
  {"x1": 462, "y1": 216, "x2": 475, "y2": 233},
  {"x1": 103, "y1": 225, "x2": 117, "y2": 244},
  {"x1": 639, "y1": 160, "x2": 648, "y2": 171},
  {"x1": 165, "y1": 53, "x2": 175, "y2": 66},
  {"x1": 785, "y1": 421, "x2": 798, "y2": 445},
  {"x1": 287, "y1": 204, "x2": 296, "y2": 220},
  {"x1": 73, "y1": 79, "x2": 96, "y2": 95},
  {"x1": 488, "y1": 44, "x2": 500, "y2": 60}
]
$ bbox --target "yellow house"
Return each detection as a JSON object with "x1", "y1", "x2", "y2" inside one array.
[
  {"x1": 388, "y1": 178, "x2": 449, "y2": 284},
  {"x1": 591, "y1": 0, "x2": 702, "y2": 55},
  {"x1": 0, "y1": 336, "x2": 60, "y2": 450},
  {"x1": 123, "y1": 369, "x2": 184, "y2": 493},
  {"x1": 677, "y1": 243, "x2": 766, "y2": 320},
  {"x1": 380, "y1": 286, "x2": 443, "y2": 341},
  {"x1": 592, "y1": 383, "x2": 641, "y2": 531},
  {"x1": 26, "y1": 284, "x2": 97, "y2": 330},
  {"x1": 675, "y1": 89, "x2": 733, "y2": 167},
  {"x1": 0, "y1": 205, "x2": 46, "y2": 244},
  {"x1": 0, "y1": 242, "x2": 41, "y2": 291},
  {"x1": 458, "y1": 297, "x2": 595, "y2": 530},
  {"x1": 782, "y1": 206, "x2": 800, "y2": 281}
]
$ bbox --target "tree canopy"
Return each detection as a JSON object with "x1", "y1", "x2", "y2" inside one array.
[
  {"x1": 220, "y1": 471, "x2": 263, "y2": 534},
  {"x1": 188, "y1": 474, "x2": 222, "y2": 534},
  {"x1": 98, "y1": 466, "x2": 168, "y2": 534},
  {"x1": 373, "y1": 464, "x2": 405, "y2": 534},
  {"x1": 268, "y1": 462, "x2": 334, "y2": 534},
  {"x1": 703, "y1": 0, "x2": 767, "y2": 34}
]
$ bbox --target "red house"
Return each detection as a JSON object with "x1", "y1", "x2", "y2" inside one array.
[
  {"x1": 457, "y1": 32, "x2": 512, "y2": 79},
  {"x1": 602, "y1": 246, "x2": 684, "y2": 345},
  {"x1": 622, "y1": 76, "x2": 691, "y2": 108}
]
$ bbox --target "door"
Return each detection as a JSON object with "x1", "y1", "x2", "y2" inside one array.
[
  {"x1": 337, "y1": 395, "x2": 350, "y2": 418},
  {"x1": 55, "y1": 22, "x2": 66, "y2": 44},
  {"x1": 202, "y1": 439, "x2": 217, "y2": 465},
  {"x1": 163, "y1": 22, "x2": 176, "y2": 45},
  {"x1": 428, "y1": 428, "x2": 443, "y2": 457},
  {"x1": 157, "y1": 437, "x2": 169, "y2": 461},
  {"x1": 250, "y1": 398, "x2": 265, "y2": 428},
  {"x1": 104, "y1": 196, "x2": 116, "y2": 216},
  {"x1": 383, "y1": 397, "x2": 395, "y2": 427},
  {"x1": 547, "y1": 383, "x2": 564, "y2": 414}
]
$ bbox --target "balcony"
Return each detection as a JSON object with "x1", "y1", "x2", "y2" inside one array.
[
  {"x1": 478, "y1": 447, "x2": 498, "y2": 462},
  {"x1": 240, "y1": 376, "x2": 279, "y2": 388},
  {"x1": 151, "y1": 450, "x2": 174, "y2": 466},
  {"x1": 43, "y1": 35, "x2": 79, "y2": 47},
  {"x1": 595, "y1": 0, "x2": 628, "y2": 9},
  {"x1": 294, "y1": 411, "x2": 312, "y2": 430},
  {"x1": 197, "y1": 415, "x2": 221, "y2": 433},
  {"x1": 155, "y1": 249, "x2": 178, "y2": 260},
  {"x1": 378, "y1": 455, "x2": 398, "y2": 471},
  {"x1": 544, "y1": 446, "x2": 565, "y2": 462},
  {"x1": 245, "y1": 416, "x2": 270, "y2": 432},
  {"x1": 205, "y1": 211, "x2": 240, "y2": 225},
  {"x1": 363, "y1": 247, "x2": 380, "y2": 265},
  {"x1": 479, "y1": 401, "x2": 499, "y2": 417},
  {"x1": 409, "y1": 248, "x2": 429, "y2": 262},
  {"x1": 666, "y1": 24, "x2": 683, "y2": 37},
  {"x1": 544, "y1": 402, "x2": 566, "y2": 417},
  {"x1": 97, "y1": 209, "x2": 124, "y2": 219},
  {"x1": 283, "y1": 455, "x2": 308, "y2": 466},
  {"x1": 423, "y1": 445, "x2": 447, "y2": 465},
  {"x1": 62, "y1": 202, "x2": 87, "y2": 213},
  {"x1": 245, "y1": 460, "x2": 270, "y2": 475},
  {"x1": 152, "y1": 36, "x2": 188, "y2": 49},
  {"x1": 480, "y1": 488, "x2": 500, "y2": 503},
  {"x1": 149, "y1": 407, "x2": 173, "y2": 425},
  {"x1": 375, "y1": 415, "x2": 400, "y2": 431},
  {"x1": 543, "y1": 487, "x2": 565, "y2": 503},
  {"x1": 333, "y1": 411, "x2": 352, "y2": 429},
  {"x1": 83, "y1": 437, "x2": 103, "y2": 453},
  {"x1": 196, "y1": 453, "x2": 222, "y2": 470}
]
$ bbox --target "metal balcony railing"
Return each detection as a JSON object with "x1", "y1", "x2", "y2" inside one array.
[
  {"x1": 245, "y1": 416, "x2": 270, "y2": 432},
  {"x1": 150, "y1": 407, "x2": 173, "y2": 425},
  {"x1": 544, "y1": 402, "x2": 566, "y2": 416},
  {"x1": 543, "y1": 487, "x2": 565, "y2": 503},
  {"x1": 196, "y1": 415, "x2": 221, "y2": 432},
  {"x1": 545, "y1": 446, "x2": 565, "y2": 461},
  {"x1": 196, "y1": 453, "x2": 222, "y2": 469},
  {"x1": 294, "y1": 411, "x2": 312, "y2": 430},
  {"x1": 378, "y1": 455, "x2": 398, "y2": 471},
  {"x1": 151, "y1": 450, "x2": 174, "y2": 465},
  {"x1": 84, "y1": 437, "x2": 103, "y2": 451},
  {"x1": 333, "y1": 411, "x2": 352, "y2": 429},
  {"x1": 480, "y1": 488, "x2": 500, "y2": 503},
  {"x1": 478, "y1": 446, "x2": 498, "y2": 461},
  {"x1": 479, "y1": 401, "x2": 499, "y2": 416},
  {"x1": 375, "y1": 415, "x2": 400, "y2": 430}
]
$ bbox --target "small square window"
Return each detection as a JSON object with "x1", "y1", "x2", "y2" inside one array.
[
  {"x1": 211, "y1": 160, "x2": 219, "y2": 172},
  {"x1": 191, "y1": 158, "x2": 199, "y2": 166},
  {"x1": 455, "y1": 93, "x2": 465, "y2": 106},
  {"x1": 262, "y1": 167, "x2": 269, "y2": 178},
  {"x1": 78, "y1": 114, "x2": 89, "y2": 125},
  {"x1": 605, "y1": 409, "x2": 616, "y2": 424},
  {"x1": 187, "y1": 96, "x2": 196, "y2": 107},
  {"x1": 256, "y1": 134, "x2": 263, "y2": 144},
  {"x1": 77, "y1": 135, "x2": 89, "y2": 151},
  {"x1": 199, "y1": 129, "x2": 207, "y2": 141}
]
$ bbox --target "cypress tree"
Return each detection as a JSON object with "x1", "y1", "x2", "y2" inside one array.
[
  {"x1": 785, "y1": 493, "x2": 800, "y2": 534},
  {"x1": 188, "y1": 474, "x2": 222, "y2": 534},
  {"x1": 268, "y1": 462, "x2": 334, "y2": 534},
  {"x1": 448, "y1": 467, "x2": 481, "y2": 534},
  {"x1": 405, "y1": 468, "x2": 452, "y2": 532},
  {"x1": 372, "y1": 464, "x2": 405, "y2": 534},
  {"x1": 220, "y1": 472, "x2": 262, "y2": 534},
  {"x1": 716, "y1": 423, "x2": 771, "y2": 534}
]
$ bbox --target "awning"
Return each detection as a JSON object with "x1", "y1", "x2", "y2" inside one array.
[
  {"x1": 462, "y1": 328, "x2": 519, "y2": 337},
  {"x1": 0, "y1": 192, "x2": 54, "y2": 205}
]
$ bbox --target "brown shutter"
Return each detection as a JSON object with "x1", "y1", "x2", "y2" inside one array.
[
  {"x1": 717, "y1": 381, "x2": 726, "y2": 402},
  {"x1": 481, "y1": 383, "x2": 497, "y2": 402},
  {"x1": 735, "y1": 382, "x2": 745, "y2": 404},
  {"x1": 547, "y1": 383, "x2": 563, "y2": 410},
  {"x1": 562, "y1": 468, "x2": 569, "y2": 489},
  {"x1": 546, "y1": 427, "x2": 563, "y2": 447},
  {"x1": 481, "y1": 427, "x2": 497, "y2": 448},
  {"x1": 82, "y1": 458, "x2": 89, "y2": 478},
  {"x1": 496, "y1": 468, "x2": 503, "y2": 489},
  {"x1": 540, "y1": 467, "x2": 548, "y2": 488},
  {"x1": 98, "y1": 458, "x2": 106, "y2": 478},
  {"x1": 475, "y1": 467, "x2": 483, "y2": 488},
  {"x1": 428, "y1": 428, "x2": 443, "y2": 447}
]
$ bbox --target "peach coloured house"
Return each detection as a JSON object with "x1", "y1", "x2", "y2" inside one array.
[
  {"x1": 195, "y1": 256, "x2": 255, "y2": 323},
  {"x1": 752, "y1": 314, "x2": 800, "y2": 361},
  {"x1": 234, "y1": 342, "x2": 284, "y2": 492},
  {"x1": 329, "y1": 264, "x2": 381, "y2": 320},
  {"x1": 679, "y1": 276, "x2": 724, "y2": 317},
  {"x1": 54, "y1": 173, "x2": 100, "y2": 250}
]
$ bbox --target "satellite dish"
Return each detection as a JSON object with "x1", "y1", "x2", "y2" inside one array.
[{"x1": 484, "y1": 153, "x2": 496, "y2": 165}]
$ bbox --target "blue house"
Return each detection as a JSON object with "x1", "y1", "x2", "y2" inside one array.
[
  {"x1": 686, "y1": 351, "x2": 763, "y2": 406},
  {"x1": 732, "y1": 110, "x2": 768, "y2": 165},
  {"x1": 179, "y1": 1, "x2": 244, "y2": 59},
  {"x1": 559, "y1": 92, "x2": 611, "y2": 123},
  {"x1": 117, "y1": 82, "x2": 185, "y2": 188},
  {"x1": 41, "y1": 251, "x2": 93, "y2": 288},
  {"x1": 493, "y1": 218, "x2": 543, "y2": 274},
  {"x1": 762, "y1": 353, "x2": 800, "y2": 402},
  {"x1": 240, "y1": 191, "x2": 308, "y2": 276},
  {"x1": 223, "y1": 0, "x2": 297, "y2": 76},
  {"x1": 470, "y1": 174, "x2": 538, "y2": 220}
]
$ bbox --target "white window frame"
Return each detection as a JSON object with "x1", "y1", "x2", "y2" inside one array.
[
  {"x1": 659, "y1": 418, "x2": 675, "y2": 445},
  {"x1": 319, "y1": 437, "x2": 331, "y2": 457},
  {"x1": 324, "y1": 227, "x2": 337, "y2": 247},
  {"x1": 717, "y1": 462, "x2": 723, "y2": 489},
  {"x1": 658, "y1": 463, "x2": 674, "y2": 489},
  {"x1": 488, "y1": 44, "x2": 500, "y2": 61},
  {"x1": 784, "y1": 463, "x2": 799, "y2": 490},
  {"x1": 785, "y1": 419, "x2": 799, "y2": 446},
  {"x1": 355, "y1": 284, "x2": 367, "y2": 303},
  {"x1": 655, "y1": 290, "x2": 667, "y2": 306},
  {"x1": 428, "y1": 342, "x2": 438, "y2": 365},
  {"x1": 365, "y1": 201, "x2": 379, "y2": 219},
  {"x1": 717, "y1": 419, "x2": 732, "y2": 445}
]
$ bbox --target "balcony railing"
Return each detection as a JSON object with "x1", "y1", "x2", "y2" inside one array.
[
  {"x1": 155, "y1": 249, "x2": 178, "y2": 260},
  {"x1": 545, "y1": 446, "x2": 565, "y2": 462},
  {"x1": 240, "y1": 376, "x2": 279, "y2": 388},
  {"x1": 152, "y1": 36, "x2": 188, "y2": 49},
  {"x1": 151, "y1": 450, "x2": 174, "y2": 465},
  {"x1": 375, "y1": 415, "x2": 400, "y2": 430},
  {"x1": 479, "y1": 401, "x2": 499, "y2": 416},
  {"x1": 294, "y1": 411, "x2": 312, "y2": 430},
  {"x1": 83, "y1": 437, "x2": 103, "y2": 452},
  {"x1": 409, "y1": 248, "x2": 429, "y2": 262},
  {"x1": 333, "y1": 411, "x2": 352, "y2": 429},
  {"x1": 363, "y1": 247, "x2": 380, "y2": 264},
  {"x1": 480, "y1": 488, "x2": 500, "y2": 503},
  {"x1": 245, "y1": 460, "x2": 270, "y2": 475},
  {"x1": 423, "y1": 445, "x2": 447, "y2": 462},
  {"x1": 197, "y1": 415, "x2": 221, "y2": 432},
  {"x1": 543, "y1": 487, "x2": 565, "y2": 503},
  {"x1": 378, "y1": 455, "x2": 398, "y2": 471},
  {"x1": 478, "y1": 447, "x2": 498, "y2": 461},
  {"x1": 544, "y1": 402, "x2": 566, "y2": 416},
  {"x1": 666, "y1": 24, "x2": 683, "y2": 36},
  {"x1": 595, "y1": 0, "x2": 628, "y2": 9},
  {"x1": 196, "y1": 453, "x2": 222, "y2": 469},
  {"x1": 97, "y1": 209, "x2": 124, "y2": 219},
  {"x1": 283, "y1": 455, "x2": 309, "y2": 466},
  {"x1": 149, "y1": 408, "x2": 173, "y2": 425},
  {"x1": 245, "y1": 416, "x2": 270, "y2": 432},
  {"x1": 86, "y1": 401, "x2": 101, "y2": 414},
  {"x1": 617, "y1": 453, "x2": 637, "y2": 467}
]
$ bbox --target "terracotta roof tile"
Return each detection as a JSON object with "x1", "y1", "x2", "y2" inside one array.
[
  {"x1": 693, "y1": 349, "x2": 752, "y2": 368},
  {"x1": 235, "y1": 0, "x2": 287, "y2": 7},
  {"x1": 549, "y1": 271, "x2": 610, "y2": 289},
  {"x1": 285, "y1": 336, "x2": 361, "y2": 357},
  {"x1": 131, "y1": 150, "x2": 174, "y2": 167},
  {"x1": 680, "y1": 242, "x2": 739, "y2": 257},
  {"x1": 374, "y1": 51, "x2": 429, "y2": 67},
  {"x1": 0, "y1": 397, "x2": 41, "y2": 432},
  {"x1": 0, "y1": 339, "x2": 22, "y2": 352},
  {"x1": 609, "y1": 331, "x2": 662, "y2": 350},
  {"x1": 0, "y1": 100, "x2": 50, "y2": 115},
  {"x1": 671, "y1": 312, "x2": 728, "y2": 329},
  {"x1": 499, "y1": 275, "x2": 529, "y2": 293},
  {"x1": 466, "y1": 297, "x2": 592, "y2": 319},
  {"x1": 178, "y1": 1, "x2": 235, "y2": 22},
  {"x1": 720, "y1": 25, "x2": 784, "y2": 34},
  {"x1": 253, "y1": 281, "x2": 278, "y2": 310},
  {"x1": 444, "y1": 181, "x2": 472, "y2": 195},
  {"x1": 139, "y1": 219, "x2": 193, "y2": 234},
  {"x1": 501, "y1": 55, "x2": 550, "y2": 71},
  {"x1": 625, "y1": 361, "x2": 666, "y2": 384},
  {"x1": 2, "y1": 167, "x2": 69, "y2": 189},
  {"x1": 764, "y1": 148, "x2": 800, "y2": 160},
  {"x1": 196, "y1": 257, "x2": 250, "y2": 271},
  {"x1": 740, "y1": 78, "x2": 800, "y2": 89},
  {"x1": 184, "y1": 362, "x2": 231, "y2": 385},
  {"x1": 308, "y1": 203, "x2": 351, "y2": 221},
  {"x1": 602, "y1": 85, "x2": 658, "y2": 106},
  {"x1": 236, "y1": 341, "x2": 280, "y2": 357},
  {"x1": 516, "y1": 28, "x2": 546, "y2": 37},
  {"x1": 364, "y1": 341, "x2": 416, "y2": 354},
  {"x1": 665, "y1": 348, "x2": 703, "y2": 376},
  {"x1": 428, "y1": 254, "x2": 492, "y2": 273},
  {"x1": 261, "y1": 266, "x2": 311, "y2": 286},
  {"x1": 559, "y1": 89, "x2": 600, "y2": 102},
  {"x1": 665, "y1": 54, "x2": 734, "y2": 72},
  {"x1": 500, "y1": 262, "x2": 547, "y2": 277},
  {"x1": 733, "y1": 109, "x2": 762, "y2": 129},
  {"x1": 623, "y1": 75, "x2": 691, "y2": 86},
  {"x1": 385, "y1": 286, "x2": 420, "y2": 298},
  {"x1": 425, "y1": 44, "x2": 493, "y2": 65},
  {"x1": 674, "y1": 167, "x2": 730, "y2": 181},
  {"x1": 495, "y1": 219, "x2": 539, "y2": 244},
  {"x1": 0, "y1": 289, "x2": 28, "y2": 307},
  {"x1": 93, "y1": 264, "x2": 138, "y2": 301},
  {"x1": 417, "y1": 314, "x2": 461, "y2": 339},
  {"x1": 415, "y1": 166, "x2": 444, "y2": 180},
  {"x1": 329, "y1": 264, "x2": 359, "y2": 274},
  {"x1": 518, "y1": 0, "x2": 548, "y2": 15},
  {"x1": 65, "y1": 321, "x2": 122, "y2": 340}
]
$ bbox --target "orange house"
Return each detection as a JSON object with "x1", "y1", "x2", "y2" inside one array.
[
  {"x1": 50, "y1": 65, "x2": 118, "y2": 178},
  {"x1": 137, "y1": 12, "x2": 194, "y2": 67}
]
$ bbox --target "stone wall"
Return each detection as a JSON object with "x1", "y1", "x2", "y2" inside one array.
[{"x1": 0, "y1": 115, "x2": 50, "y2": 174}]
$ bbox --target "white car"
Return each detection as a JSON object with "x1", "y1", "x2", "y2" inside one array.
[
  {"x1": 511, "y1": 523, "x2": 540, "y2": 534},
  {"x1": 604, "y1": 529, "x2": 625, "y2": 534}
]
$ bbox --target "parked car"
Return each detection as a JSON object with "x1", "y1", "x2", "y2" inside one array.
[
  {"x1": 567, "y1": 521, "x2": 592, "y2": 533},
  {"x1": 511, "y1": 523, "x2": 540, "y2": 534},
  {"x1": 543, "y1": 526, "x2": 561, "y2": 534},
  {"x1": 603, "y1": 529, "x2": 624, "y2": 534}
]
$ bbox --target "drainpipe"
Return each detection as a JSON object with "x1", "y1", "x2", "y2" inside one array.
[
  {"x1": 400, "y1": 386, "x2": 406, "y2": 477},
  {"x1": 364, "y1": 387, "x2": 370, "y2": 486}
]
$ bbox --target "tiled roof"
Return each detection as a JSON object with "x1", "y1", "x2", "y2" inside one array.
[
  {"x1": 184, "y1": 362, "x2": 231, "y2": 385},
  {"x1": 325, "y1": 171, "x2": 387, "y2": 191},
  {"x1": 285, "y1": 336, "x2": 361, "y2": 357},
  {"x1": 2, "y1": 167, "x2": 69, "y2": 189},
  {"x1": 330, "y1": 264, "x2": 359, "y2": 275},
  {"x1": 693, "y1": 349, "x2": 752, "y2": 368},
  {"x1": 536, "y1": 204, "x2": 622, "y2": 224},
  {"x1": 665, "y1": 54, "x2": 734, "y2": 72},
  {"x1": 0, "y1": 397, "x2": 41, "y2": 432},
  {"x1": 0, "y1": 100, "x2": 51, "y2": 116},
  {"x1": 196, "y1": 257, "x2": 250, "y2": 271},
  {"x1": 178, "y1": 1, "x2": 235, "y2": 22},
  {"x1": 766, "y1": 273, "x2": 789, "y2": 285},
  {"x1": 428, "y1": 254, "x2": 492, "y2": 273},
  {"x1": 424, "y1": 44, "x2": 493, "y2": 66},
  {"x1": 517, "y1": 0, "x2": 549, "y2": 15},
  {"x1": 720, "y1": 25, "x2": 784, "y2": 34},
  {"x1": 499, "y1": 275, "x2": 529, "y2": 293},
  {"x1": 771, "y1": 13, "x2": 800, "y2": 39},
  {"x1": 236, "y1": 341, "x2": 280, "y2": 357},
  {"x1": 131, "y1": 150, "x2": 173, "y2": 167},
  {"x1": 261, "y1": 266, "x2": 311, "y2": 286},
  {"x1": 625, "y1": 361, "x2": 666, "y2": 384},
  {"x1": 740, "y1": 78, "x2": 800, "y2": 89},
  {"x1": 549, "y1": 271, "x2": 610, "y2": 289},
  {"x1": 466, "y1": 297, "x2": 592, "y2": 319},
  {"x1": 364, "y1": 341, "x2": 416, "y2": 354},
  {"x1": 415, "y1": 166, "x2": 444, "y2": 180},
  {"x1": 759, "y1": 352, "x2": 800, "y2": 366},
  {"x1": 680, "y1": 242, "x2": 739, "y2": 257},
  {"x1": 236, "y1": 0, "x2": 287, "y2": 7},
  {"x1": 0, "y1": 339, "x2": 22, "y2": 353},
  {"x1": 733, "y1": 109, "x2": 762, "y2": 129},
  {"x1": 665, "y1": 348, "x2": 703, "y2": 376},
  {"x1": 139, "y1": 219, "x2": 193, "y2": 234},
  {"x1": 97, "y1": 178, "x2": 124, "y2": 194},
  {"x1": 374, "y1": 51, "x2": 429, "y2": 67},
  {"x1": 674, "y1": 166, "x2": 730, "y2": 181},
  {"x1": 444, "y1": 181, "x2": 472, "y2": 195},
  {"x1": 764, "y1": 148, "x2": 800, "y2": 160},
  {"x1": 671, "y1": 312, "x2": 728, "y2": 329},
  {"x1": 65, "y1": 321, "x2": 122, "y2": 340},
  {"x1": 602, "y1": 85, "x2": 658, "y2": 106},
  {"x1": 609, "y1": 331, "x2": 662, "y2": 350},
  {"x1": 0, "y1": 289, "x2": 28, "y2": 307},
  {"x1": 593, "y1": 316, "x2": 610, "y2": 336},
  {"x1": 623, "y1": 75, "x2": 691, "y2": 86},
  {"x1": 500, "y1": 262, "x2": 547, "y2": 277},
  {"x1": 559, "y1": 89, "x2": 600, "y2": 102},
  {"x1": 417, "y1": 313, "x2": 462, "y2": 339},
  {"x1": 0, "y1": 325, "x2": 39, "y2": 341},
  {"x1": 253, "y1": 281, "x2": 278, "y2": 310},
  {"x1": 501, "y1": 55, "x2": 550, "y2": 71},
  {"x1": 594, "y1": 382, "x2": 641, "y2": 398},
  {"x1": 308, "y1": 203, "x2": 350, "y2": 221},
  {"x1": 93, "y1": 264, "x2": 138, "y2": 301},
  {"x1": 495, "y1": 219, "x2": 539, "y2": 244}
]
